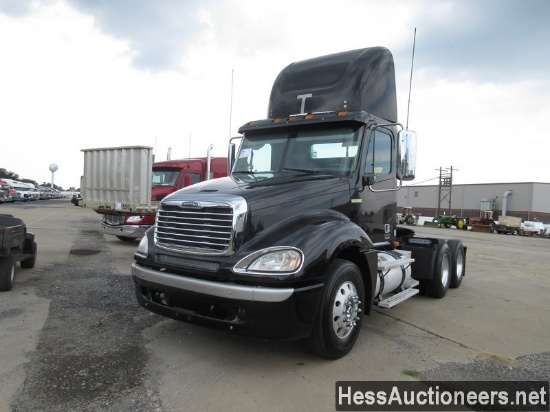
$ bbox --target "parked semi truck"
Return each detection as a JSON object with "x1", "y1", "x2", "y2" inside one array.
[
  {"x1": 131, "y1": 47, "x2": 467, "y2": 359},
  {"x1": 81, "y1": 146, "x2": 227, "y2": 241},
  {"x1": 152, "y1": 155, "x2": 227, "y2": 202}
]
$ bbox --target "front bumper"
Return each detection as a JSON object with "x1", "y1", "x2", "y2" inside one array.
[
  {"x1": 101, "y1": 223, "x2": 151, "y2": 239},
  {"x1": 132, "y1": 262, "x2": 324, "y2": 340}
]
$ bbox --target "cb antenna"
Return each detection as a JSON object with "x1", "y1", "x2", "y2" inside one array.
[{"x1": 406, "y1": 28, "x2": 417, "y2": 130}]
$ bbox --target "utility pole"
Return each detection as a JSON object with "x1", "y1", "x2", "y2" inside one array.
[{"x1": 436, "y1": 166, "x2": 458, "y2": 216}]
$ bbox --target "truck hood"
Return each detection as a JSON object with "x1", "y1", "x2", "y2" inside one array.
[{"x1": 163, "y1": 174, "x2": 351, "y2": 212}]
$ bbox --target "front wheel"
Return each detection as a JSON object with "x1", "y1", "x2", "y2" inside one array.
[
  {"x1": 308, "y1": 259, "x2": 365, "y2": 359},
  {"x1": 0, "y1": 254, "x2": 15, "y2": 291}
]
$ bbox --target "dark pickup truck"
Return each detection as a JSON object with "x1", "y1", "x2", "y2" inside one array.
[{"x1": 0, "y1": 214, "x2": 38, "y2": 291}]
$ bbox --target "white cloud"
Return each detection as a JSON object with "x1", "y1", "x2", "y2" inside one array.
[{"x1": 0, "y1": 0, "x2": 549, "y2": 188}]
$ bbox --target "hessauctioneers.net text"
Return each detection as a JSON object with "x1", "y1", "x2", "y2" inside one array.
[{"x1": 335, "y1": 381, "x2": 549, "y2": 411}]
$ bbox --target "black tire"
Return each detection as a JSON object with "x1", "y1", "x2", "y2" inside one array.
[
  {"x1": 444, "y1": 223, "x2": 451, "y2": 229},
  {"x1": 308, "y1": 259, "x2": 365, "y2": 359},
  {"x1": 116, "y1": 236, "x2": 136, "y2": 242},
  {"x1": 447, "y1": 240, "x2": 465, "y2": 288},
  {"x1": 0, "y1": 254, "x2": 15, "y2": 291},
  {"x1": 405, "y1": 215, "x2": 415, "y2": 225},
  {"x1": 426, "y1": 243, "x2": 451, "y2": 298},
  {"x1": 21, "y1": 241, "x2": 37, "y2": 269},
  {"x1": 416, "y1": 279, "x2": 427, "y2": 295}
]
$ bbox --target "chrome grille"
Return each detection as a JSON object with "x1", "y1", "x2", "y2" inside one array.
[{"x1": 155, "y1": 198, "x2": 244, "y2": 255}]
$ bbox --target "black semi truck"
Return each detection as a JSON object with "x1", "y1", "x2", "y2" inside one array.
[{"x1": 132, "y1": 47, "x2": 466, "y2": 359}]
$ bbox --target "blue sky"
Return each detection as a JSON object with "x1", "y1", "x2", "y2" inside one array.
[{"x1": 0, "y1": 0, "x2": 549, "y2": 188}]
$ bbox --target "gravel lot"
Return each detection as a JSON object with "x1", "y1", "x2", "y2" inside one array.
[{"x1": 1, "y1": 201, "x2": 549, "y2": 411}]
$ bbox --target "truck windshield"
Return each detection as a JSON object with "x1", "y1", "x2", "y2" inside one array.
[
  {"x1": 152, "y1": 168, "x2": 180, "y2": 186},
  {"x1": 233, "y1": 124, "x2": 363, "y2": 178}
]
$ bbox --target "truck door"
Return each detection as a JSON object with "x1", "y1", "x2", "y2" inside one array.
[{"x1": 357, "y1": 127, "x2": 397, "y2": 244}]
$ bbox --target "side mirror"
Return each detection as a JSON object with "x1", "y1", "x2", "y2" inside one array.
[
  {"x1": 398, "y1": 130, "x2": 417, "y2": 181},
  {"x1": 227, "y1": 136, "x2": 242, "y2": 175}
]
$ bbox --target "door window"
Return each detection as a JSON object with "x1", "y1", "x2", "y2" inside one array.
[{"x1": 365, "y1": 129, "x2": 392, "y2": 175}]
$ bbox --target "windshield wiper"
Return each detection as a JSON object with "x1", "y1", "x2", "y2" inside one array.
[
  {"x1": 233, "y1": 170, "x2": 262, "y2": 174},
  {"x1": 282, "y1": 167, "x2": 320, "y2": 175}
]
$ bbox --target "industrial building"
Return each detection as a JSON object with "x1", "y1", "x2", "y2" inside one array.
[{"x1": 397, "y1": 182, "x2": 550, "y2": 223}]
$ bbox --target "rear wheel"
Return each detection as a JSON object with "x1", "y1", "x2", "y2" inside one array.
[
  {"x1": 447, "y1": 240, "x2": 465, "y2": 288},
  {"x1": 405, "y1": 215, "x2": 415, "y2": 225},
  {"x1": 426, "y1": 243, "x2": 451, "y2": 298},
  {"x1": 308, "y1": 259, "x2": 365, "y2": 359},
  {"x1": 0, "y1": 254, "x2": 15, "y2": 291}
]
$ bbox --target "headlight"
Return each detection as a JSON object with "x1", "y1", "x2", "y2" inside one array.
[
  {"x1": 233, "y1": 247, "x2": 303, "y2": 274},
  {"x1": 136, "y1": 236, "x2": 148, "y2": 256}
]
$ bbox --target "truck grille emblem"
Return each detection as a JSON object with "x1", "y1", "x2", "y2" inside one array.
[{"x1": 180, "y1": 201, "x2": 201, "y2": 208}]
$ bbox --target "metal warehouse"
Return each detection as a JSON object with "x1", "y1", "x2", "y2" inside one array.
[{"x1": 397, "y1": 182, "x2": 550, "y2": 223}]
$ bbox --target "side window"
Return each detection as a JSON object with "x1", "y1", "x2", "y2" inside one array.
[
  {"x1": 365, "y1": 129, "x2": 392, "y2": 175},
  {"x1": 180, "y1": 172, "x2": 201, "y2": 188}
]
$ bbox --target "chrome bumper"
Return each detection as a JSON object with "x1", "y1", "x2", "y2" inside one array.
[
  {"x1": 101, "y1": 223, "x2": 151, "y2": 239},
  {"x1": 132, "y1": 263, "x2": 294, "y2": 303}
]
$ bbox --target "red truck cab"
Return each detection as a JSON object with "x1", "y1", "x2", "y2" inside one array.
[{"x1": 152, "y1": 157, "x2": 228, "y2": 201}]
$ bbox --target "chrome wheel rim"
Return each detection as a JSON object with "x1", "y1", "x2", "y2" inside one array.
[{"x1": 332, "y1": 281, "x2": 361, "y2": 339}]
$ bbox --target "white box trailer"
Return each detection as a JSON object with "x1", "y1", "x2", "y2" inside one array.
[
  {"x1": 497, "y1": 216, "x2": 521, "y2": 228},
  {"x1": 81, "y1": 146, "x2": 155, "y2": 214}
]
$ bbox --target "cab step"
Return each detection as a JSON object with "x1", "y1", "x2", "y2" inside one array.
[{"x1": 377, "y1": 280, "x2": 420, "y2": 308}]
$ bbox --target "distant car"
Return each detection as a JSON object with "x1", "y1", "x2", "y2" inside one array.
[
  {"x1": 71, "y1": 194, "x2": 82, "y2": 206},
  {"x1": 0, "y1": 190, "x2": 6, "y2": 204}
]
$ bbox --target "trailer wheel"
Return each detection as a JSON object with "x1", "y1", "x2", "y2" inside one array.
[
  {"x1": 0, "y1": 254, "x2": 16, "y2": 291},
  {"x1": 308, "y1": 259, "x2": 364, "y2": 359},
  {"x1": 21, "y1": 240, "x2": 37, "y2": 269},
  {"x1": 447, "y1": 240, "x2": 465, "y2": 288},
  {"x1": 426, "y1": 243, "x2": 451, "y2": 298}
]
